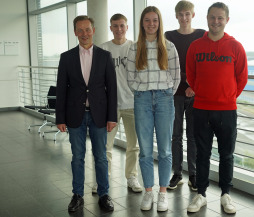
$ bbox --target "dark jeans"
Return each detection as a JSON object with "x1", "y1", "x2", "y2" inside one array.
[
  {"x1": 193, "y1": 109, "x2": 237, "y2": 195},
  {"x1": 68, "y1": 111, "x2": 109, "y2": 197},
  {"x1": 172, "y1": 95, "x2": 196, "y2": 176}
]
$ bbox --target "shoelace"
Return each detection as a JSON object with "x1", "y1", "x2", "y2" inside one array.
[
  {"x1": 130, "y1": 177, "x2": 140, "y2": 187},
  {"x1": 223, "y1": 195, "x2": 232, "y2": 205},
  {"x1": 191, "y1": 195, "x2": 202, "y2": 205},
  {"x1": 144, "y1": 192, "x2": 153, "y2": 201},
  {"x1": 158, "y1": 193, "x2": 166, "y2": 202}
]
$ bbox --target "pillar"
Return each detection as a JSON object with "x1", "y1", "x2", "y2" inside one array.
[{"x1": 87, "y1": 0, "x2": 108, "y2": 45}]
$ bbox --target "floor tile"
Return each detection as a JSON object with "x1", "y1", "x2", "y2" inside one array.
[{"x1": 0, "y1": 111, "x2": 253, "y2": 217}]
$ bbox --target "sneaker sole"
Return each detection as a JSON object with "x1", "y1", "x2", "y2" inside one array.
[
  {"x1": 188, "y1": 181, "x2": 198, "y2": 191},
  {"x1": 92, "y1": 188, "x2": 97, "y2": 194},
  {"x1": 187, "y1": 206, "x2": 202, "y2": 213},
  {"x1": 128, "y1": 185, "x2": 143, "y2": 193},
  {"x1": 141, "y1": 203, "x2": 153, "y2": 211},
  {"x1": 221, "y1": 205, "x2": 236, "y2": 214},
  {"x1": 157, "y1": 203, "x2": 168, "y2": 212},
  {"x1": 157, "y1": 207, "x2": 168, "y2": 212},
  {"x1": 167, "y1": 180, "x2": 184, "y2": 190},
  {"x1": 191, "y1": 187, "x2": 198, "y2": 191},
  {"x1": 187, "y1": 202, "x2": 207, "y2": 213}
]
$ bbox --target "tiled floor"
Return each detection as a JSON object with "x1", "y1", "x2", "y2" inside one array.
[{"x1": 0, "y1": 110, "x2": 254, "y2": 217}]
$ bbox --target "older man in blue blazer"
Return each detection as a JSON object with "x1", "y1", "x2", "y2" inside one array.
[{"x1": 56, "y1": 15, "x2": 117, "y2": 213}]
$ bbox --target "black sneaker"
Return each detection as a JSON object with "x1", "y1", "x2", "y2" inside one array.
[
  {"x1": 188, "y1": 175, "x2": 198, "y2": 191},
  {"x1": 68, "y1": 194, "x2": 84, "y2": 212},
  {"x1": 167, "y1": 174, "x2": 183, "y2": 190}
]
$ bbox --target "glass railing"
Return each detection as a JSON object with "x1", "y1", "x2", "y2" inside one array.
[
  {"x1": 233, "y1": 76, "x2": 254, "y2": 171},
  {"x1": 116, "y1": 76, "x2": 254, "y2": 173},
  {"x1": 18, "y1": 66, "x2": 57, "y2": 107},
  {"x1": 18, "y1": 65, "x2": 254, "y2": 172}
]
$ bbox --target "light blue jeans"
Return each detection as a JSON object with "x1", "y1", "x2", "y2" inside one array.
[{"x1": 134, "y1": 89, "x2": 174, "y2": 188}]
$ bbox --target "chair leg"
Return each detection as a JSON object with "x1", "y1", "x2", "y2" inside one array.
[
  {"x1": 28, "y1": 124, "x2": 43, "y2": 131},
  {"x1": 41, "y1": 129, "x2": 58, "y2": 136},
  {"x1": 38, "y1": 120, "x2": 51, "y2": 133},
  {"x1": 54, "y1": 130, "x2": 61, "y2": 141}
]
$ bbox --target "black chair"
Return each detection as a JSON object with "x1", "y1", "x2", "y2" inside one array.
[
  {"x1": 25, "y1": 86, "x2": 56, "y2": 111},
  {"x1": 38, "y1": 86, "x2": 56, "y2": 114},
  {"x1": 27, "y1": 86, "x2": 56, "y2": 132}
]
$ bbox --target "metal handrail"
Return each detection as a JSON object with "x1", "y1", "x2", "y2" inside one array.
[
  {"x1": 18, "y1": 65, "x2": 254, "y2": 172},
  {"x1": 18, "y1": 65, "x2": 57, "y2": 69}
]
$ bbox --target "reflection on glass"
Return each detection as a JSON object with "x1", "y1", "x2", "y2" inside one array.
[
  {"x1": 39, "y1": 7, "x2": 68, "y2": 67},
  {"x1": 40, "y1": 0, "x2": 63, "y2": 8},
  {"x1": 108, "y1": 0, "x2": 134, "y2": 41},
  {"x1": 77, "y1": 1, "x2": 87, "y2": 16},
  {"x1": 147, "y1": 0, "x2": 254, "y2": 171}
]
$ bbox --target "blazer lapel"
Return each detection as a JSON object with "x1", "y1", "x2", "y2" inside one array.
[
  {"x1": 88, "y1": 45, "x2": 98, "y2": 86},
  {"x1": 73, "y1": 45, "x2": 86, "y2": 85}
]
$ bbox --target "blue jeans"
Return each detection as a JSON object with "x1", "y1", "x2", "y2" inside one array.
[
  {"x1": 68, "y1": 112, "x2": 109, "y2": 197},
  {"x1": 134, "y1": 89, "x2": 174, "y2": 188},
  {"x1": 172, "y1": 95, "x2": 196, "y2": 176}
]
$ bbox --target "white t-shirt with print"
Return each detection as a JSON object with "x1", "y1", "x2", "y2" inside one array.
[{"x1": 100, "y1": 40, "x2": 134, "y2": 110}]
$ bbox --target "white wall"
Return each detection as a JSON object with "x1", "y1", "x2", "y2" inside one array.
[{"x1": 0, "y1": 0, "x2": 30, "y2": 108}]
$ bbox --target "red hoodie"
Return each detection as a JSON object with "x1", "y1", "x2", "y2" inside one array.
[{"x1": 186, "y1": 32, "x2": 248, "y2": 110}]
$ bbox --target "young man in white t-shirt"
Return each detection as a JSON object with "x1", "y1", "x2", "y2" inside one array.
[{"x1": 92, "y1": 14, "x2": 142, "y2": 193}]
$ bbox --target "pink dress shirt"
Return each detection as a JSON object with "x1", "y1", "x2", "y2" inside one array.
[{"x1": 79, "y1": 44, "x2": 93, "y2": 106}]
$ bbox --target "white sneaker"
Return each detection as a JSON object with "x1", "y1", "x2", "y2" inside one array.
[
  {"x1": 187, "y1": 194, "x2": 207, "y2": 212},
  {"x1": 140, "y1": 191, "x2": 154, "y2": 210},
  {"x1": 92, "y1": 183, "x2": 97, "y2": 194},
  {"x1": 221, "y1": 194, "x2": 236, "y2": 214},
  {"x1": 157, "y1": 192, "x2": 168, "y2": 212},
  {"x1": 127, "y1": 176, "x2": 143, "y2": 192}
]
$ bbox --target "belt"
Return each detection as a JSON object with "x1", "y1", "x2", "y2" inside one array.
[{"x1": 85, "y1": 107, "x2": 90, "y2": 111}]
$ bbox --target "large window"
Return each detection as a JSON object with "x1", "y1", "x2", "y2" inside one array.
[
  {"x1": 26, "y1": 0, "x2": 254, "y2": 173},
  {"x1": 39, "y1": 0, "x2": 63, "y2": 8},
  {"x1": 146, "y1": 0, "x2": 254, "y2": 52},
  {"x1": 108, "y1": 0, "x2": 134, "y2": 41},
  {"x1": 28, "y1": 0, "x2": 63, "y2": 11},
  {"x1": 77, "y1": 1, "x2": 87, "y2": 16},
  {"x1": 40, "y1": 7, "x2": 68, "y2": 67},
  {"x1": 147, "y1": 0, "x2": 254, "y2": 172}
]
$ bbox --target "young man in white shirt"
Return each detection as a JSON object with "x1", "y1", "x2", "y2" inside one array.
[{"x1": 93, "y1": 14, "x2": 142, "y2": 193}]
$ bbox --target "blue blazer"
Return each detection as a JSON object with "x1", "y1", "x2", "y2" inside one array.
[{"x1": 56, "y1": 45, "x2": 117, "y2": 128}]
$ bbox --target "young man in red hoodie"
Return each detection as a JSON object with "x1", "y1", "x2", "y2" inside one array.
[{"x1": 186, "y1": 2, "x2": 248, "y2": 214}]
